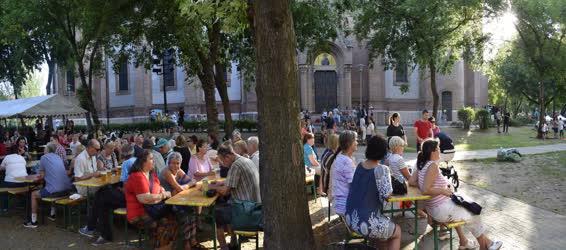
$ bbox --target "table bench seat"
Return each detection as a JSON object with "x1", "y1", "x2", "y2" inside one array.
[
  {"x1": 113, "y1": 208, "x2": 127, "y2": 215},
  {"x1": 0, "y1": 187, "x2": 28, "y2": 194},
  {"x1": 41, "y1": 197, "x2": 67, "y2": 203},
  {"x1": 55, "y1": 197, "x2": 86, "y2": 206}
]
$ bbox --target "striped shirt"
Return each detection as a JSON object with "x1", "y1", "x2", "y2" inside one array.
[
  {"x1": 417, "y1": 161, "x2": 450, "y2": 210},
  {"x1": 226, "y1": 156, "x2": 261, "y2": 203}
]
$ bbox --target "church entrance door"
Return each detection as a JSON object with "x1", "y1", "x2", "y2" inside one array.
[{"x1": 314, "y1": 71, "x2": 338, "y2": 113}]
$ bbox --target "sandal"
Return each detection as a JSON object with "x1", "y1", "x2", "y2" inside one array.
[
  {"x1": 438, "y1": 232, "x2": 451, "y2": 241},
  {"x1": 488, "y1": 240, "x2": 503, "y2": 250},
  {"x1": 458, "y1": 239, "x2": 479, "y2": 249}
]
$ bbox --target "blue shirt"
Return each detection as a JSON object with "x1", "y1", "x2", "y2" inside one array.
[
  {"x1": 303, "y1": 144, "x2": 315, "y2": 167},
  {"x1": 40, "y1": 153, "x2": 72, "y2": 193},
  {"x1": 120, "y1": 157, "x2": 137, "y2": 182}
]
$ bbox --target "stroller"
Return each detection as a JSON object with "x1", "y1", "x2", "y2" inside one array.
[{"x1": 437, "y1": 132, "x2": 460, "y2": 191}]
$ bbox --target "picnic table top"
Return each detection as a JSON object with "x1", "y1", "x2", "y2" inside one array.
[
  {"x1": 387, "y1": 186, "x2": 431, "y2": 202},
  {"x1": 74, "y1": 174, "x2": 121, "y2": 187},
  {"x1": 166, "y1": 178, "x2": 225, "y2": 207},
  {"x1": 14, "y1": 174, "x2": 43, "y2": 183}
]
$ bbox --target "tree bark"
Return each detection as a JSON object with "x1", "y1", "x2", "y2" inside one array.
[
  {"x1": 76, "y1": 59, "x2": 94, "y2": 131},
  {"x1": 429, "y1": 61, "x2": 439, "y2": 119},
  {"x1": 215, "y1": 61, "x2": 234, "y2": 138},
  {"x1": 537, "y1": 81, "x2": 545, "y2": 139},
  {"x1": 200, "y1": 65, "x2": 220, "y2": 137},
  {"x1": 254, "y1": 1, "x2": 315, "y2": 249},
  {"x1": 46, "y1": 61, "x2": 54, "y2": 95}
]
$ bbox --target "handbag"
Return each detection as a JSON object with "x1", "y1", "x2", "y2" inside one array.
[
  {"x1": 231, "y1": 199, "x2": 263, "y2": 231},
  {"x1": 451, "y1": 194, "x2": 482, "y2": 215},
  {"x1": 391, "y1": 176, "x2": 407, "y2": 195},
  {"x1": 144, "y1": 172, "x2": 171, "y2": 220}
]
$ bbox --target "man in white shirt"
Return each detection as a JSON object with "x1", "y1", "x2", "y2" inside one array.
[
  {"x1": 0, "y1": 150, "x2": 28, "y2": 213},
  {"x1": 247, "y1": 136, "x2": 260, "y2": 169},
  {"x1": 74, "y1": 139, "x2": 101, "y2": 197}
]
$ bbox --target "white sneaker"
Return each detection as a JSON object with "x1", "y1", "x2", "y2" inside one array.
[
  {"x1": 458, "y1": 239, "x2": 479, "y2": 249},
  {"x1": 488, "y1": 240, "x2": 503, "y2": 250}
]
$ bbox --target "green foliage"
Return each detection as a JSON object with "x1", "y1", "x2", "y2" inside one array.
[
  {"x1": 347, "y1": 0, "x2": 505, "y2": 117},
  {"x1": 475, "y1": 109, "x2": 491, "y2": 130},
  {"x1": 457, "y1": 107, "x2": 475, "y2": 130}
]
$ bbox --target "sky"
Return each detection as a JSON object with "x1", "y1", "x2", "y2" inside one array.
[{"x1": 36, "y1": 10, "x2": 518, "y2": 96}]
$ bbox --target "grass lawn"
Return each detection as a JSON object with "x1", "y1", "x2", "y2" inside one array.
[{"x1": 398, "y1": 126, "x2": 565, "y2": 152}]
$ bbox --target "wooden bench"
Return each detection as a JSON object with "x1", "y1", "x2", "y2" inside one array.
[
  {"x1": 4, "y1": 187, "x2": 29, "y2": 195},
  {"x1": 113, "y1": 208, "x2": 145, "y2": 247},
  {"x1": 53, "y1": 197, "x2": 86, "y2": 230},
  {"x1": 433, "y1": 220, "x2": 467, "y2": 250},
  {"x1": 234, "y1": 230, "x2": 260, "y2": 250}
]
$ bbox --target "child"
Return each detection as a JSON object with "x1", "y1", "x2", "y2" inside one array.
[{"x1": 542, "y1": 122, "x2": 548, "y2": 139}]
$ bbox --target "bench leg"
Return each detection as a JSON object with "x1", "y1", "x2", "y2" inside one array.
[
  {"x1": 449, "y1": 228, "x2": 453, "y2": 250},
  {"x1": 255, "y1": 233, "x2": 259, "y2": 250},
  {"x1": 124, "y1": 217, "x2": 129, "y2": 246},
  {"x1": 438, "y1": 224, "x2": 440, "y2": 250}
]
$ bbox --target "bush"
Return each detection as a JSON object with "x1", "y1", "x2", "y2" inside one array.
[
  {"x1": 475, "y1": 109, "x2": 490, "y2": 130},
  {"x1": 457, "y1": 107, "x2": 475, "y2": 130}
]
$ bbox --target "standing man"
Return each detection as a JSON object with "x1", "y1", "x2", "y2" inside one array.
[{"x1": 413, "y1": 110, "x2": 433, "y2": 152}]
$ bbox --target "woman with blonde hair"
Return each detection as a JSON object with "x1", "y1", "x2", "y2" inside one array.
[{"x1": 321, "y1": 133, "x2": 339, "y2": 196}]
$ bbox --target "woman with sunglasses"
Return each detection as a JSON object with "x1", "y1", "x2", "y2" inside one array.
[{"x1": 429, "y1": 117, "x2": 441, "y2": 137}]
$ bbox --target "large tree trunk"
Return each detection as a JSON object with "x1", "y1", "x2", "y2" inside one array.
[
  {"x1": 76, "y1": 61, "x2": 94, "y2": 131},
  {"x1": 200, "y1": 66, "x2": 220, "y2": 137},
  {"x1": 215, "y1": 61, "x2": 234, "y2": 138},
  {"x1": 429, "y1": 61, "x2": 439, "y2": 119},
  {"x1": 537, "y1": 81, "x2": 545, "y2": 139},
  {"x1": 46, "y1": 61, "x2": 54, "y2": 95},
  {"x1": 254, "y1": 1, "x2": 315, "y2": 249}
]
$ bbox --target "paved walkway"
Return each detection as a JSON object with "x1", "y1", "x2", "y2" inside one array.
[
  {"x1": 317, "y1": 143, "x2": 566, "y2": 249},
  {"x1": 316, "y1": 181, "x2": 566, "y2": 250},
  {"x1": 345, "y1": 143, "x2": 566, "y2": 165}
]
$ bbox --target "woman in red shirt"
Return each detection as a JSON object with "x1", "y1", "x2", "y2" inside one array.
[{"x1": 124, "y1": 150, "x2": 177, "y2": 249}]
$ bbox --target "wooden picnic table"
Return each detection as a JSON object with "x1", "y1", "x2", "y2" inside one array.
[
  {"x1": 385, "y1": 186, "x2": 431, "y2": 250},
  {"x1": 14, "y1": 174, "x2": 43, "y2": 183},
  {"x1": 166, "y1": 178, "x2": 225, "y2": 250},
  {"x1": 74, "y1": 174, "x2": 121, "y2": 187}
]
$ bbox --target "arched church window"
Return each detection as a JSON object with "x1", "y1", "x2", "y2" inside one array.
[{"x1": 314, "y1": 53, "x2": 336, "y2": 66}]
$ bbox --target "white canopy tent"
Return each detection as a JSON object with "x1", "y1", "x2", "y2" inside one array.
[{"x1": 0, "y1": 94, "x2": 87, "y2": 119}]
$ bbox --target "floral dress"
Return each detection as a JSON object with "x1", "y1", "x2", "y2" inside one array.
[{"x1": 345, "y1": 163, "x2": 396, "y2": 240}]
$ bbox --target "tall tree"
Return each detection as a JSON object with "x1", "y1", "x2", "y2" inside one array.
[
  {"x1": 346, "y1": 0, "x2": 505, "y2": 118},
  {"x1": 511, "y1": 0, "x2": 565, "y2": 138},
  {"x1": 254, "y1": 0, "x2": 315, "y2": 249},
  {"x1": 38, "y1": 0, "x2": 138, "y2": 132}
]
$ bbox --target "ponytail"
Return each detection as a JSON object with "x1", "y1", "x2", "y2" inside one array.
[{"x1": 323, "y1": 146, "x2": 342, "y2": 193}]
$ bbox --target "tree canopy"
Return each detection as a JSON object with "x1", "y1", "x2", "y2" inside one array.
[{"x1": 346, "y1": 0, "x2": 505, "y2": 118}]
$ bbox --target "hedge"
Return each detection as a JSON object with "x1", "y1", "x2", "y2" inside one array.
[
  {"x1": 475, "y1": 109, "x2": 490, "y2": 130},
  {"x1": 70, "y1": 120, "x2": 258, "y2": 133},
  {"x1": 457, "y1": 107, "x2": 475, "y2": 130}
]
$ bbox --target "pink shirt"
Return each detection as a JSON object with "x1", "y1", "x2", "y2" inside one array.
[{"x1": 188, "y1": 154, "x2": 213, "y2": 181}]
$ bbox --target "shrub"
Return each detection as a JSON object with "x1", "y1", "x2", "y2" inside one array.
[
  {"x1": 475, "y1": 109, "x2": 491, "y2": 130},
  {"x1": 457, "y1": 107, "x2": 475, "y2": 130}
]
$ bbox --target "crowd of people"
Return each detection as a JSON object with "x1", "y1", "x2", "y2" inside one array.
[
  {"x1": 300, "y1": 110, "x2": 503, "y2": 250},
  {"x1": 0, "y1": 121, "x2": 261, "y2": 250}
]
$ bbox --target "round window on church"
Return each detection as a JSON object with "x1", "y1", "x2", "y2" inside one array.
[{"x1": 314, "y1": 53, "x2": 336, "y2": 66}]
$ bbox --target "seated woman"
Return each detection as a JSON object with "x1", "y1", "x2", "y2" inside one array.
[
  {"x1": 303, "y1": 133, "x2": 324, "y2": 196},
  {"x1": 232, "y1": 140, "x2": 249, "y2": 158},
  {"x1": 188, "y1": 139, "x2": 216, "y2": 181},
  {"x1": 0, "y1": 148, "x2": 28, "y2": 213},
  {"x1": 125, "y1": 150, "x2": 177, "y2": 250},
  {"x1": 415, "y1": 139, "x2": 502, "y2": 250},
  {"x1": 345, "y1": 135, "x2": 401, "y2": 249},
  {"x1": 159, "y1": 152, "x2": 202, "y2": 250},
  {"x1": 328, "y1": 130, "x2": 358, "y2": 216},
  {"x1": 12, "y1": 137, "x2": 30, "y2": 161},
  {"x1": 97, "y1": 140, "x2": 119, "y2": 171}
]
